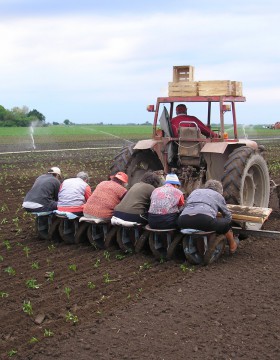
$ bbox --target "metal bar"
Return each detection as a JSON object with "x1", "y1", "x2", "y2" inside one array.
[
  {"x1": 153, "y1": 102, "x2": 160, "y2": 135},
  {"x1": 207, "y1": 101, "x2": 211, "y2": 127},
  {"x1": 232, "y1": 101, "x2": 238, "y2": 139},
  {"x1": 233, "y1": 227, "x2": 280, "y2": 239},
  {"x1": 219, "y1": 98, "x2": 224, "y2": 137},
  {"x1": 157, "y1": 96, "x2": 246, "y2": 103}
]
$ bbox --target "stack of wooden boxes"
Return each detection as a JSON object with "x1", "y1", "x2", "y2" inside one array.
[{"x1": 168, "y1": 65, "x2": 243, "y2": 97}]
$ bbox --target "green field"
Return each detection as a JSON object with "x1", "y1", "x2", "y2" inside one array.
[
  {"x1": 0, "y1": 125, "x2": 154, "y2": 146},
  {"x1": 0, "y1": 124, "x2": 279, "y2": 139},
  {"x1": 0, "y1": 125, "x2": 153, "y2": 137},
  {"x1": 0, "y1": 125, "x2": 280, "y2": 146}
]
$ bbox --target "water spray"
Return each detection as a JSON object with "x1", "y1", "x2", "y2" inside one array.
[
  {"x1": 29, "y1": 123, "x2": 36, "y2": 150},
  {"x1": 242, "y1": 124, "x2": 248, "y2": 139}
]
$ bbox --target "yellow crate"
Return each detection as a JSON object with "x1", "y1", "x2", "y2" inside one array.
[
  {"x1": 198, "y1": 80, "x2": 243, "y2": 96},
  {"x1": 168, "y1": 81, "x2": 198, "y2": 96},
  {"x1": 173, "y1": 66, "x2": 195, "y2": 82},
  {"x1": 231, "y1": 81, "x2": 243, "y2": 96},
  {"x1": 198, "y1": 80, "x2": 232, "y2": 96}
]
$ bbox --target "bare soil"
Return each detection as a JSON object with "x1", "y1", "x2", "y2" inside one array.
[{"x1": 0, "y1": 141, "x2": 280, "y2": 360}]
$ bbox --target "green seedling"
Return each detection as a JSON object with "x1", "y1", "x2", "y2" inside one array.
[
  {"x1": 1, "y1": 218, "x2": 8, "y2": 224},
  {"x1": 29, "y1": 337, "x2": 39, "y2": 344},
  {"x1": 180, "y1": 264, "x2": 195, "y2": 273},
  {"x1": 44, "y1": 329, "x2": 54, "y2": 337},
  {"x1": 31, "y1": 261, "x2": 39, "y2": 269},
  {"x1": 103, "y1": 273, "x2": 111, "y2": 283},
  {"x1": 64, "y1": 287, "x2": 71, "y2": 299},
  {"x1": 68, "y1": 264, "x2": 77, "y2": 272},
  {"x1": 87, "y1": 281, "x2": 96, "y2": 289},
  {"x1": 45, "y1": 271, "x2": 55, "y2": 282},
  {"x1": 4, "y1": 266, "x2": 16, "y2": 276},
  {"x1": 0, "y1": 255, "x2": 3, "y2": 262},
  {"x1": 26, "y1": 279, "x2": 41, "y2": 289},
  {"x1": 103, "y1": 250, "x2": 110, "y2": 261},
  {"x1": 127, "y1": 293, "x2": 131, "y2": 300},
  {"x1": 0, "y1": 203, "x2": 9, "y2": 212},
  {"x1": 23, "y1": 246, "x2": 30, "y2": 258},
  {"x1": 115, "y1": 253, "x2": 125, "y2": 260},
  {"x1": 139, "y1": 262, "x2": 151, "y2": 271},
  {"x1": 7, "y1": 349, "x2": 17, "y2": 357},
  {"x1": 93, "y1": 258, "x2": 101, "y2": 268},
  {"x1": 48, "y1": 244, "x2": 56, "y2": 251},
  {"x1": 3, "y1": 240, "x2": 11, "y2": 250},
  {"x1": 22, "y1": 300, "x2": 33, "y2": 316},
  {"x1": 103, "y1": 272, "x2": 117, "y2": 284},
  {"x1": 65, "y1": 311, "x2": 79, "y2": 325},
  {"x1": 16, "y1": 228, "x2": 22, "y2": 235},
  {"x1": 136, "y1": 288, "x2": 143, "y2": 298},
  {"x1": 0, "y1": 291, "x2": 9, "y2": 298}
]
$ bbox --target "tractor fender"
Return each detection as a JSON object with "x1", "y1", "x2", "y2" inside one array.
[
  {"x1": 201, "y1": 139, "x2": 258, "y2": 154},
  {"x1": 133, "y1": 139, "x2": 162, "y2": 150}
]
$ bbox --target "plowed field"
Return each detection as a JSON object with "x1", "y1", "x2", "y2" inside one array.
[{"x1": 0, "y1": 139, "x2": 280, "y2": 360}]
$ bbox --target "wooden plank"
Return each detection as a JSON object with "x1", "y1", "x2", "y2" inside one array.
[{"x1": 218, "y1": 205, "x2": 272, "y2": 224}]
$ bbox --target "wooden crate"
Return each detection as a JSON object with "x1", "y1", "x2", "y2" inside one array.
[
  {"x1": 168, "y1": 81, "x2": 198, "y2": 96},
  {"x1": 198, "y1": 80, "x2": 232, "y2": 96},
  {"x1": 198, "y1": 80, "x2": 243, "y2": 96},
  {"x1": 231, "y1": 81, "x2": 243, "y2": 96},
  {"x1": 173, "y1": 66, "x2": 195, "y2": 82}
]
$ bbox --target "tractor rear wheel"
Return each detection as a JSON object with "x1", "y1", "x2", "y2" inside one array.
[
  {"x1": 110, "y1": 145, "x2": 163, "y2": 187},
  {"x1": 126, "y1": 150, "x2": 164, "y2": 187},
  {"x1": 222, "y1": 146, "x2": 270, "y2": 230},
  {"x1": 109, "y1": 144, "x2": 135, "y2": 175}
]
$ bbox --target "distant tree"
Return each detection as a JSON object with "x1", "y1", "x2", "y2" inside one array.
[
  {"x1": 64, "y1": 119, "x2": 70, "y2": 126},
  {"x1": 53, "y1": 121, "x2": 60, "y2": 125},
  {"x1": 11, "y1": 105, "x2": 29, "y2": 115},
  {"x1": 27, "y1": 109, "x2": 45, "y2": 122},
  {"x1": 0, "y1": 105, "x2": 46, "y2": 127},
  {"x1": 0, "y1": 105, "x2": 8, "y2": 121}
]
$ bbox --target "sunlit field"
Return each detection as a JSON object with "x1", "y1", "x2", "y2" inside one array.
[{"x1": 0, "y1": 123, "x2": 279, "y2": 139}]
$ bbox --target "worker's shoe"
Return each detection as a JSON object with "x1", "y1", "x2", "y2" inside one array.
[{"x1": 230, "y1": 237, "x2": 240, "y2": 254}]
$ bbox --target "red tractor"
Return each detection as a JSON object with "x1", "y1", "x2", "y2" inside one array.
[
  {"x1": 110, "y1": 94, "x2": 270, "y2": 230},
  {"x1": 272, "y1": 121, "x2": 280, "y2": 129}
]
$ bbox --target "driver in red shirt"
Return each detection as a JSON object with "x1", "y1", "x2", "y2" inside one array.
[{"x1": 171, "y1": 104, "x2": 218, "y2": 138}]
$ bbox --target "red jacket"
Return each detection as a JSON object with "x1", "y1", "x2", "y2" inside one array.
[{"x1": 171, "y1": 114, "x2": 218, "y2": 138}]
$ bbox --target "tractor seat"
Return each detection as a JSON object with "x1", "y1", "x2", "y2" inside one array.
[{"x1": 178, "y1": 122, "x2": 203, "y2": 167}]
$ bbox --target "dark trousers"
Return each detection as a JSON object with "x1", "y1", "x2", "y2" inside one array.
[
  {"x1": 148, "y1": 213, "x2": 179, "y2": 229},
  {"x1": 24, "y1": 203, "x2": 57, "y2": 213},
  {"x1": 177, "y1": 214, "x2": 231, "y2": 234}
]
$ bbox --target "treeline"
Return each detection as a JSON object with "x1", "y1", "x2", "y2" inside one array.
[{"x1": 0, "y1": 105, "x2": 46, "y2": 127}]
